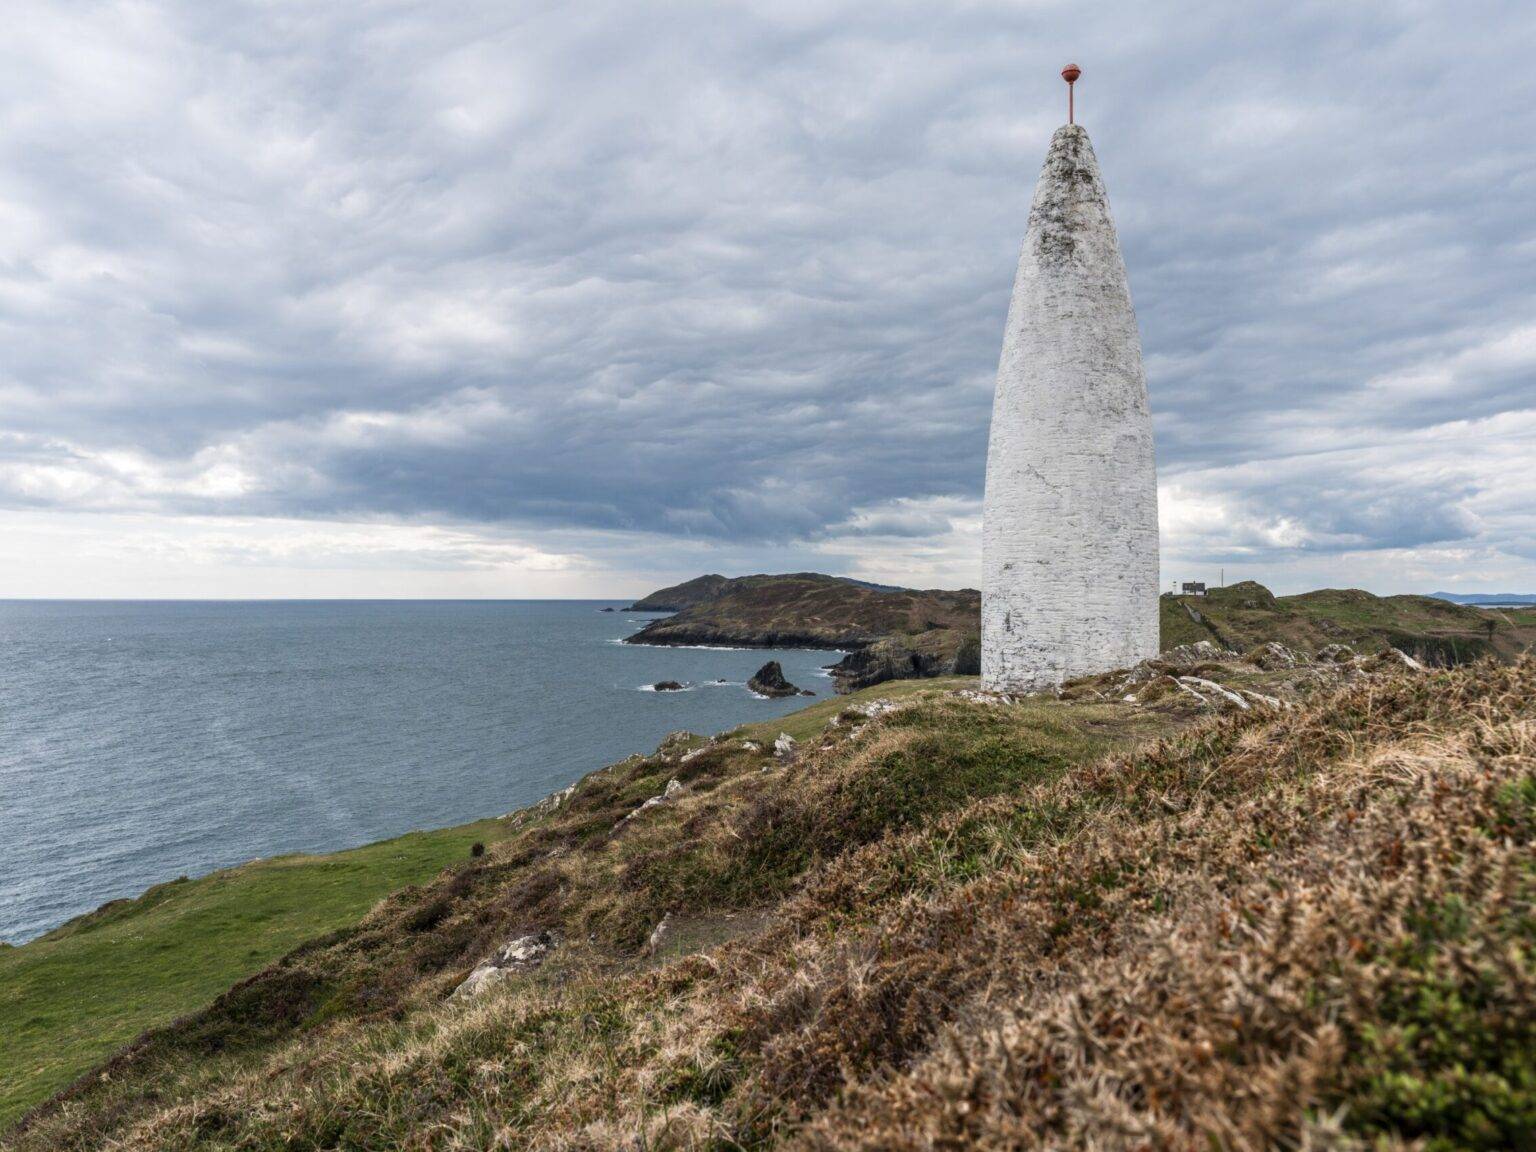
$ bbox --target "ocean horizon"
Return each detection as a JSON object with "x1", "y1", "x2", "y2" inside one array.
[{"x1": 0, "y1": 599, "x2": 842, "y2": 945}]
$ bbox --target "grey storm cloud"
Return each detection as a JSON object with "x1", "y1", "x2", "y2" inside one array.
[{"x1": 2, "y1": 0, "x2": 1534, "y2": 574}]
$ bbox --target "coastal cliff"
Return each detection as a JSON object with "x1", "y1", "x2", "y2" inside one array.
[{"x1": 622, "y1": 572, "x2": 980, "y2": 692}]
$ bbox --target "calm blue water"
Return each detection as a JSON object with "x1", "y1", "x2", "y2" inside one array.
[{"x1": 0, "y1": 601, "x2": 842, "y2": 944}]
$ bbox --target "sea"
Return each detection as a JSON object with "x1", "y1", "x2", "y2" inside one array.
[{"x1": 0, "y1": 600, "x2": 843, "y2": 945}]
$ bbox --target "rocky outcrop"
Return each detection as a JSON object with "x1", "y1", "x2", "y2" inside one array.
[
  {"x1": 1156, "y1": 640, "x2": 1232, "y2": 669},
  {"x1": 452, "y1": 931, "x2": 554, "y2": 1000},
  {"x1": 1245, "y1": 641, "x2": 1300, "y2": 669},
  {"x1": 654, "y1": 731, "x2": 699, "y2": 761},
  {"x1": 747, "y1": 661, "x2": 813, "y2": 698},
  {"x1": 649, "y1": 680, "x2": 686, "y2": 692},
  {"x1": 1176, "y1": 676, "x2": 1250, "y2": 711},
  {"x1": 827, "y1": 630, "x2": 980, "y2": 693},
  {"x1": 619, "y1": 778, "x2": 682, "y2": 826},
  {"x1": 1371, "y1": 647, "x2": 1426, "y2": 672}
]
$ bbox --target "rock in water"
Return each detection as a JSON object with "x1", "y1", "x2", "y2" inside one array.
[
  {"x1": 650, "y1": 680, "x2": 686, "y2": 692},
  {"x1": 747, "y1": 661, "x2": 813, "y2": 698},
  {"x1": 982, "y1": 124, "x2": 1159, "y2": 691}
]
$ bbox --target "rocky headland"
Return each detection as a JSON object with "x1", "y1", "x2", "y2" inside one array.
[{"x1": 622, "y1": 572, "x2": 980, "y2": 693}]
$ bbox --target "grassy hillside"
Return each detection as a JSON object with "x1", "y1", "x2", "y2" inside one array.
[
  {"x1": 0, "y1": 818, "x2": 514, "y2": 1130},
  {"x1": 1162, "y1": 580, "x2": 1533, "y2": 663},
  {"x1": 11, "y1": 649, "x2": 1533, "y2": 1149}
]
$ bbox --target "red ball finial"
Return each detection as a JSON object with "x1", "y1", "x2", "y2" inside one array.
[{"x1": 1061, "y1": 63, "x2": 1081, "y2": 123}]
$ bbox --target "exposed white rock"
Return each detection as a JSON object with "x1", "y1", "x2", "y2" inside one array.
[
  {"x1": 1118, "y1": 661, "x2": 1161, "y2": 688},
  {"x1": 1240, "y1": 689, "x2": 1285, "y2": 709},
  {"x1": 1159, "y1": 641, "x2": 1231, "y2": 669},
  {"x1": 773, "y1": 732, "x2": 797, "y2": 759},
  {"x1": 620, "y1": 778, "x2": 682, "y2": 825},
  {"x1": 506, "y1": 781, "x2": 577, "y2": 824},
  {"x1": 846, "y1": 699, "x2": 903, "y2": 720},
  {"x1": 1114, "y1": 642, "x2": 1228, "y2": 693},
  {"x1": 740, "y1": 740, "x2": 761, "y2": 752},
  {"x1": 1316, "y1": 643, "x2": 1357, "y2": 664},
  {"x1": 1178, "y1": 677, "x2": 1250, "y2": 710},
  {"x1": 655, "y1": 730, "x2": 698, "y2": 761},
  {"x1": 452, "y1": 931, "x2": 553, "y2": 1000},
  {"x1": 1173, "y1": 679, "x2": 1209, "y2": 706},
  {"x1": 982, "y1": 124, "x2": 1158, "y2": 692},
  {"x1": 647, "y1": 912, "x2": 673, "y2": 956},
  {"x1": 543, "y1": 783, "x2": 576, "y2": 810},
  {"x1": 1380, "y1": 647, "x2": 1427, "y2": 671},
  {"x1": 1245, "y1": 641, "x2": 1301, "y2": 670},
  {"x1": 952, "y1": 688, "x2": 1011, "y2": 706}
]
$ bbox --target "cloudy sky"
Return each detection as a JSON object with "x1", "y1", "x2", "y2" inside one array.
[{"x1": 2, "y1": 1, "x2": 1533, "y2": 598}]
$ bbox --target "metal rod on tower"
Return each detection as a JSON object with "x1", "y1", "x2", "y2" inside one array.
[{"x1": 1061, "y1": 63, "x2": 1081, "y2": 124}]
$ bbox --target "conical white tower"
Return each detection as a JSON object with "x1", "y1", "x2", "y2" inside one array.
[{"x1": 981, "y1": 117, "x2": 1159, "y2": 691}]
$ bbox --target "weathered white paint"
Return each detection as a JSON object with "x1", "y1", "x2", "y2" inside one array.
[{"x1": 981, "y1": 124, "x2": 1159, "y2": 691}]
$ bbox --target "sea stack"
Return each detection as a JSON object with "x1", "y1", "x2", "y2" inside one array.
[{"x1": 981, "y1": 85, "x2": 1159, "y2": 691}]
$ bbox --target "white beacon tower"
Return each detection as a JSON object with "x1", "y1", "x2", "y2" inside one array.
[{"x1": 981, "y1": 65, "x2": 1159, "y2": 691}]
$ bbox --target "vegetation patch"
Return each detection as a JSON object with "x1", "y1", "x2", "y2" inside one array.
[
  {"x1": 0, "y1": 818, "x2": 512, "y2": 1129},
  {"x1": 7, "y1": 658, "x2": 1536, "y2": 1150}
]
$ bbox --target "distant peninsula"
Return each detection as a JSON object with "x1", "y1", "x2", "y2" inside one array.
[
  {"x1": 623, "y1": 572, "x2": 980, "y2": 693},
  {"x1": 1430, "y1": 590, "x2": 1536, "y2": 606}
]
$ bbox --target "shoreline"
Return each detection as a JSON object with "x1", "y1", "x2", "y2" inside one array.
[
  {"x1": 0, "y1": 601, "x2": 845, "y2": 951},
  {"x1": 0, "y1": 677, "x2": 952, "y2": 1128}
]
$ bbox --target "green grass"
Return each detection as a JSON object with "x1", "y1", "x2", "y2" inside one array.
[
  {"x1": 1159, "y1": 594, "x2": 1219, "y2": 648},
  {"x1": 0, "y1": 817, "x2": 512, "y2": 1129}
]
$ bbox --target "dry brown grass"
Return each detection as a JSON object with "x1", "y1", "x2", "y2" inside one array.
[{"x1": 8, "y1": 660, "x2": 1533, "y2": 1150}]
